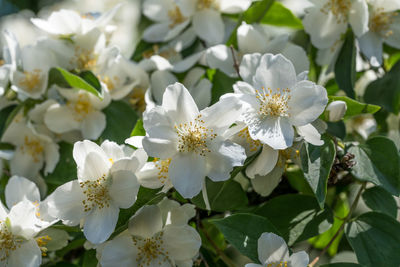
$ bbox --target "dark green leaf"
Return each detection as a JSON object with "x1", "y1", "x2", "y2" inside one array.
[
  {"x1": 0, "y1": 104, "x2": 16, "y2": 138},
  {"x1": 328, "y1": 96, "x2": 381, "y2": 119},
  {"x1": 191, "y1": 178, "x2": 248, "y2": 212},
  {"x1": 345, "y1": 212, "x2": 400, "y2": 267},
  {"x1": 326, "y1": 121, "x2": 346, "y2": 139},
  {"x1": 320, "y1": 264, "x2": 363, "y2": 267},
  {"x1": 44, "y1": 142, "x2": 76, "y2": 187},
  {"x1": 56, "y1": 238, "x2": 86, "y2": 258},
  {"x1": 48, "y1": 67, "x2": 103, "y2": 99},
  {"x1": 210, "y1": 70, "x2": 237, "y2": 104},
  {"x1": 101, "y1": 101, "x2": 138, "y2": 144},
  {"x1": 362, "y1": 186, "x2": 398, "y2": 218},
  {"x1": 255, "y1": 194, "x2": 333, "y2": 245},
  {"x1": 348, "y1": 136, "x2": 400, "y2": 196},
  {"x1": 79, "y1": 71, "x2": 101, "y2": 91},
  {"x1": 364, "y1": 60, "x2": 400, "y2": 114},
  {"x1": 82, "y1": 249, "x2": 98, "y2": 267},
  {"x1": 259, "y1": 2, "x2": 303, "y2": 29},
  {"x1": 300, "y1": 135, "x2": 336, "y2": 207},
  {"x1": 335, "y1": 31, "x2": 356, "y2": 98},
  {"x1": 211, "y1": 213, "x2": 280, "y2": 262},
  {"x1": 243, "y1": 0, "x2": 275, "y2": 24}
]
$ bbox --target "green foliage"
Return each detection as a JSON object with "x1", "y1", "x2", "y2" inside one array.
[
  {"x1": 335, "y1": 31, "x2": 356, "y2": 98},
  {"x1": 130, "y1": 119, "x2": 146, "y2": 137},
  {"x1": 44, "y1": 142, "x2": 76, "y2": 188},
  {"x1": 320, "y1": 264, "x2": 363, "y2": 267},
  {"x1": 211, "y1": 213, "x2": 280, "y2": 262},
  {"x1": 258, "y1": 2, "x2": 303, "y2": 29},
  {"x1": 209, "y1": 70, "x2": 237, "y2": 104},
  {"x1": 345, "y1": 212, "x2": 400, "y2": 267},
  {"x1": 348, "y1": 137, "x2": 400, "y2": 196},
  {"x1": 362, "y1": 186, "x2": 398, "y2": 218},
  {"x1": 300, "y1": 135, "x2": 336, "y2": 208},
  {"x1": 243, "y1": 0, "x2": 275, "y2": 24},
  {"x1": 255, "y1": 194, "x2": 333, "y2": 245},
  {"x1": 328, "y1": 96, "x2": 381, "y2": 120}
]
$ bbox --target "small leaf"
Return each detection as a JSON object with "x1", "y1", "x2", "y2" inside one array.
[
  {"x1": 211, "y1": 213, "x2": 280, "y2": 263},
  {"x1": 362, "y1": 186, "x2": 398, "y2": 218},
  {"x1": 345, "y1": 212, "x2": 400, "y2": 266},
  {"x1": 49, "y1": 67, "x2": 103, "y2": 99},
  {"x1": 255, "y1": 194, "x2": 333, "y2": 245},
  {"x1": 300, "y1": 135, "x2": 336, "y2": 208},
  {"x1": 320, "y1": 264, "x2": 363, "y2": 267},
  {"x1": 210, "y1": 70, "x2": 237, "y2": 104},
  {"x1": 259, "y1": 2, "x2": 303, "y2": 29},
  {"x1": 328, "y1": 96, "x2": 380, "y2": 119},
  {"x1": 348, "y1": 136, "x2": 400, "y2": 196},
  {"x1": 130, "y1": 119, "x2": 146, "y2": 137},
  {"x1": 243, "y1": 0, "x2": 275, "y2": 24},
  {"x1": 335, "y1": 31, "x2": 356, "y2": 98},
  {"x1": 79, "y1": 71, "x2": 101, "y2": 91}
]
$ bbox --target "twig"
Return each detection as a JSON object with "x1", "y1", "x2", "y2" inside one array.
[
  {"x1": 309, "y1": 182, "x2": 366, "y2": 267},
  {"x1": 230, "y1": 45, "x2": 242, "y2": 80}
]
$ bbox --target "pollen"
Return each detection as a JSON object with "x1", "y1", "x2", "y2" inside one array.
[
  {"x1": 22, "y1": 136, "x2": 44, "y2": 162},
  {"x1": 0, "y1": 220, "x2": 20, "y2": 262},
  {"x1": 101, "y1": 76, "x2": 119, "y2": 91},
  {"x1": 19, "y1": 69, "x2": 42, "y2": 92},
  {"x1": 238, "y1": 127, "x2": 261, "y2": 152},
  {"x1": 73, "y1": 46, "x2": 98, "y2": 71},
  {"x1": 68, "y1": 93, "x2": 93, "y2": 122},
  {"x1": 36, "y1": 235, "x2": 51, "y2": 256},
  {"x1": 321, "y1": 0, "x2": 351, "y2": 24},
  {"x1": 80, "y1": 175, "x2": 110, "y2": 212},
  {"x1": 175, "y1": 115, "x2": 216, "y2": 156},
  {"x1": 132, "y1": 232, "x2": 170, "y2": 267},
  {"x1": 197, "y1": 0, "x2": 215, "y2": 10},
  {"x1": 168, "y1": 6, "x2": 186, "y2": 28},
  {"x1": 370, "y1": 8, "x2": 398, "y2": 37},
  {"x1": 129, "y1": 87, "x2": 146, "y2": 112},
  {"x1": 267, "y1": 262, "x2": 288, "y2": 267},
  {"x1": 153, "y1": 158, "x2": 171, "y2": 184},
  {"x1": 256, "y1": 87, "x2": 291, "y2": 118}
]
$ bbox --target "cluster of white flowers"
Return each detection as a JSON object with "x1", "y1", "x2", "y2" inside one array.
[{"x1": 1, "y1": 0, "x2": 395, "y2": 266}]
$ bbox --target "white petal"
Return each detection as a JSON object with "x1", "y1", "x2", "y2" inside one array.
[
  {"x1": 143, "y1": 21, "x2": 189, "y2": 43},
  {"x1": 128, "y1": 205, "x2": 163, "y2": 238},
  {"x1": 237, "y1": 22, "x2": 268, "y2": 54},
  {"x1": 109, "y1": 170, "x2": 139, "y2": 209},
  {"x1": 246, "y1": 145, "x2": 279, "y2": 178},
  {"x1": 296, "y1": 124, "x2": 323, "y2": 146},
  {"x1": 81, "y1": 111, "x2": 106, "y2": 140},
  {"x1": 280, "y1": 44, "x2": 310, "y2": 74},
  {"x1": 31, "y1": 9, "x2": 81, "y2": 35},
  {"x1": 101, "y1": 140, "x2": 125, "y2": 161},
  {"x1": 348, "y1": 0, "x2": 369, "y2": 37},
  {"x1": 358, "y1": 32, "x2": 383, "y2": 67},
  {"x1": 9, "y1": 148, "x2": 43, "y2": 178},
  {"x1": 288, "y1": 81, "x2": 328, "y2": 126},
  {"x1": 193, "y1": 9, "x2": 224, "y2": 45},
  {"x1": 163, "y1": 225, "x2": 201, "y2": 261},
  {"x1": 100, "y1": 234, "x2": 138, "y2": 267},
  {"x1": 173, "y1": 51, "x2": 204, "y2": 73},
  {"x1": 6, "y1": 176, "x2": 40, "y2": 208},
  {"x1": 8, "y1": 239, "x2": 41, "y2": 267},
  {"x1": 143, "y1": 0, "x2": 170, "y2": 21},
  {"x1": 233, "y1": 81, "x2": 256, "y2": 94},
  {"x1": 84, "y1": 204, "x2": 119, "y2": 244},
  {"x1": 44, "y1": 104, "x2": 80, "y2": 134},
  {"x1": 205, "y1": 45, "x2": 236, "y2": 77},
  {"x1": 81, "y1": 152, "x2": 110, "y2": 181},
  {"x1": 43, "y1": 141, "x2": 59, "y2": 175},
  {"x1": 219, "y1": 0, "x2": 252, "y2": 13},
  {"x1": 136, "y1": 162, "x2": 165, "y2": 189},
  {"x1": 151, "y1": 70, "x2": 178, "y2": 104},
  {"x1": 251, "y1": 164, "x2": 284, "y2": 197},
  {"x1": 257, "y1": 232, "x2": 289, "y2": 264},
  {"x1": 125, "y1": 136, "x2": 144, "y2": 148},
  {"x1": 73, "y1": 140, "x2": 107, "y2": 169},
  {"x1": 239, "y1": 53, "x2": 262, "y2": 84},
  {"x1": 290, "y1": 251, "x2": 309, "y2": 267},
  {"x1": 386, "y1": 16, "x2": 400, "y2": 49},
  {"x1": 169, "y1": 153, "x2": 206, "y2": 198},
  {"x1": 189, "y1": 78, "x2": 212, "y2": 110}
]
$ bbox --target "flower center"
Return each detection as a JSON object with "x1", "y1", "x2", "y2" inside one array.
[
  {"x1": 197, "y1": 0, "x2": 215, "y2": 10},
  {"x1": 68, "y1": 93, "x2": 93, "y2": 122},
  {"x1": 36, "y1": 235, "x2": 51, "y2": 256},
  {"x1": 74, "y1": 47, "x2": 98, "y2": 71},
  {"x1": 175, "y1": 115, "x2": 216, "y2": 156},
  {"x1": 80, "y1": 175, "x2": 110, "y2": 212},
  {"x1": 238, "y1": 127, "x2": 261, "y2": 152},
  {"x1": 256, "y1": 87, "x2": 291, "y2": 118},
  {"x1": 22, "y1": 136, "x2": 44, "y2": 162},
  {"x1": 101, "y1": 76, "x2": 119, "y2": 91},
  {"x1": 153, "y1": 158, "x2": 171, "y2": 184},
  {"x1": 129, "y1": 87, "x2": 146, "y2": 112},
  {"x1": 321, "y1": 0, "x2": 351, "y2": 24},
  {"x1": 19, "y1": 69, "x2": 42, "y2": 92},
  {"x1": 133, "y1": 232, "x2": 170, "y2": 266},
  {"x1": 168, "y1": 6, "x2": 186, "y2": 28},
  {"x1": 267, "y1": 262, "x2": 288, "y2": 267},
  {"x1": 370, "y1": 9, "x2": 398, "y2": 37},
  {"x1": 0, "y1": 220, "x2": 21, "y2": 262}
]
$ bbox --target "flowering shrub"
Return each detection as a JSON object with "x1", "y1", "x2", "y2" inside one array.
[{"x1": 0, "y1": 0, "x2": 399, "y2": 266}]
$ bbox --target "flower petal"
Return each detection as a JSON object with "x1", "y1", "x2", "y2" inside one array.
[
  {"x1": 109, "y1": 170, "x2": 139, "y2": 209},
  {"x1": 8, "y1": 239, "x2": 41, "y2": 267},
  {"x1": 257, "y1": 232, "x2": 289, "y2": 264},
  {"x1": 193, "y1": 9, "x2": 224, "y2": 45},
  {"x1": 246, "y1": 145, "x2": 279, "y2": 178},
  {"x1": 81, "y1": 111, "x2": 106, "y2": 140},
  {"x1": 73, "y1": 140, "x2": 107, "y2": 170},
  {"x1": 128, "y1": 205, "x2": 163, "y2": 238},
  {"x1": 251, "y1": 164, "x2": 284, "y2": 197},
  {"x1": 205, "y1": 45, "x2": 236, "y2": 77},
  {"x1": 239, "y1": 53, "x2": 262, "y2": 84},
  {"x1": 296, "y1": 124, "x2": 323, "y2": 146},
  {"x1": 5, "y1": 176, "x2": 40, "y2": 208},
  {"x1": 348, "y1": 0, "x2": 369, "y2": 37},
  {"x1": 163, "y1": 225, "x2": 201, "y2": 261},
  {"x1": 83, "y1": 204, "x2": 119, "y2": 244},
  {"x1": 290, "y1": 251, "x2": 309, "y2": 267},
  {"x1": 358, "y1": 32, "x2": 383, "y2": 67},
  {"x1": 100, "y1": 234, "x2": 138, "y2": 267}
]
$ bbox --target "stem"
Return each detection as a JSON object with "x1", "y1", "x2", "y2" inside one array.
[
  {"x1": 309, "y1": 182, "x2": 366, "y2": 267},
  {"x1": 230, "y1": 45, "x2": 242, "y2": 80}
]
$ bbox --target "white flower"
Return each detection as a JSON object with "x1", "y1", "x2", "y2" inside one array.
[
  {"x1": 136, "y1": 82, "x2": 246, "y2": 199},
  {"x1": 206, "y1": 22, "x2": 309, "y2": 76},
  {"x1": 230, "y1": 53, "x2": 328, "y2": 150},
  {"x1": 1, "y1": 119, "x2": 59, "y2": 179},
  {"x1": 99, "y1": 201, "x2": 201, "y2": 267},
  {"x1": 326, "y1": 100, "x2": 347, "y2": 122},
  {"x1": 358, "y1": 0, "x2": 400, "y2": 66},
  {"x1": 303, "y1": 0, "x2": 369, "y2": 49},
  {"x1": 44, "y1": 86, "x2": 111, "y2": 140},
  {"x1": 346, "y1": 114, "x2": 377, "y2": 139},
  {"x1": 46, "y1": 140, "x2": 141, "y2": 244},
  {"x1": 245, "y1": 232, "x2": 309, "y2": 267}
]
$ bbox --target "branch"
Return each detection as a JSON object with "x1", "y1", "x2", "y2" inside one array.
[{"x1": 230, "y1": 45, "x2": 242, "y2": 80}]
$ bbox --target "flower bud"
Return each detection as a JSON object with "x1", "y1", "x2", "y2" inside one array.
[{"x1": 326, "y1": 101, "x2": 347, "y2": 122}]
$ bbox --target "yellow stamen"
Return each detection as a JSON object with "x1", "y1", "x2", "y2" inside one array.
[
  {"x1": 370, "y1": 8, "x2": 398, "y2": 37},
  {"x1": 168, "y1": 6, "x2": 186, "y2": 28},
  {"x1": 22, "y1": 136, "x2": 44, "y2": 162},
  {"x1": 321, "y1": 0, "x2": 351, "y2": 24},
  {"x1": 19, "y1": 69, "x2": 42, "y2": 92},
  {"x1": 80, "y1": 175, "x2": 110, "y2": 212},
  {"x1": 256, "y1": 87, "x2": 291, "y2": 118}
]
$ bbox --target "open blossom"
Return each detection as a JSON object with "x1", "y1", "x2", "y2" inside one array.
[
  {"x1": 137, "y1": 82, "x2": 246, "y2": 199},
  {"x1": 358, "y1": 0, "x2": 400, "y2": 66},
  {"x1": 229, "y1": 53, "x2": 328, "y2": 150},
  {"x1": 303, "y1": 0, "x2": 369, "y2": 49},
  {"x1": 245, "y1": 232, "x2": 309, "y2": 267},
  {"x1": 99, "y1": 199, "x2": 201, "y2": 267},
  {"x1": 44, "y1": 86, "x2": 111, "y2": 140},
  {"x1": 46, "y1": 140, "x2": 141, "y2": 244}
]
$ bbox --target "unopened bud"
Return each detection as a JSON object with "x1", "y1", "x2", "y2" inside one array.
[{"x1": 326, "y1": 101, "x2": 347, "y2": 122}]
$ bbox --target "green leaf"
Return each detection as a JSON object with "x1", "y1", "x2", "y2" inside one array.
[
  {"x1": 328, "y1": 96, "x2": 381, "y2": 120},
  {"x1": 44, "y1": 142, "x2": 76, "y2": 187},
  {"x1": 243, "y1": 0, "x2": 275, "y2": 24},
  {"x1": 300, "y1": 135, "x2": 336, "y2": 208},
  {"x1": 320, "y1": 264, "x2": 363, "y2": 267},
  {"x1": 130, "y1": 119, "x2": 145, "y2": 137},
  {"x1": 345, "y1": 212, "x2": 400, "y2": 266},
  {"x1": 79, "y1": 71, "x2": 101, "y2": 91},
  {"x1": 101, "y1": 100, "x2": 138, "y2": 144},
  {"x1": 326, "y1": 121, "x2": 346, "y2": 139},
  {"x1": 210, "y1": 70, "x2": 237, "y2": 104},
  {"x1": 364, "y1": 60, "x2": 400, "y2": 114},
  {"x1": 259, "y1": 2, "x2": 303, "y2": 29},
  {"x1": 348, "y1": 136, "x2": 400, "y2": 196},
  {"x1": 255, "y1": 194, "x2": 333, "y2": 245},
  {"x1": 0, "y1": 104, "x2": 16, "y2": 138},
  {"x1": 131, "y1": 39, "x2": 154, "y2": 62},
  {"x1": 335, "y1": 31, "x2": 356, "y2": 98},
  {"x1": 48, "y1": 67, "x2": 103, "y2": 99},
  {"x1": 82, "y1": 249, "x2": 98, "y2": 267},
  {"x1": 191, "y1": 178, "x2": 248, "y2": 212},
  {"x1": 211, "y1": 213, "x2": 280, "y2": 262},
  {"x1": 362, "y1": 186, "x2": 398, "y2": 218}
]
